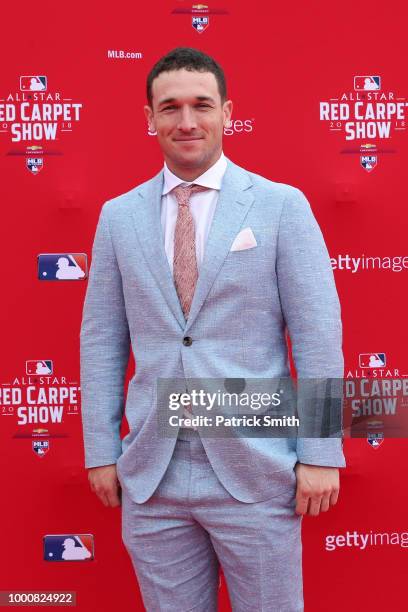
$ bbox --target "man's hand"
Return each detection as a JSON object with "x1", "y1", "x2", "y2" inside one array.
[
  {"x1": 88, "y1": 464, "x2": 121, "y2": 507},
  {"x1": 294, "y1": 463, "x2": 340, "y2": 516}
]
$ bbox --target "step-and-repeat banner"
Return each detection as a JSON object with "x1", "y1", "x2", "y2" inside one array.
[{"x1": 1, "y1": 1, "x2": 407, "y2": 610}]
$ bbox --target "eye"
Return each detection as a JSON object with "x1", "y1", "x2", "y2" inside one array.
[
  {"x1": 196, "y1": 103, "x2": 211, "y2": 108},
  {"x1": 161, "y1": 105, "x2": 176, "y2": 111}
]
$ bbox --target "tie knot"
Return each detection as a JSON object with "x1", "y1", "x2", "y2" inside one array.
[{"x1": 172, "y1": 183, "x2": 208, "y2": 206}]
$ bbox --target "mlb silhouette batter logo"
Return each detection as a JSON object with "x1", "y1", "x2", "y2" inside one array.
[
  {"x1": 360, "y1": 155, "x2": 377, "y2": 172},
  {"x1": 354, "y1": 75, "x2": 381, "y2": 90},
  {"x1": 32, "y1": 439, "x2": 49, "y2": 457},
  {"x1": 26, "y1": 157, "x2": 43, "y2": 174},
  {"x1": 43, "y1": 535, "x2": 94, "y2": 561},
  {"x1": 20, "y1": 76, "x2": 47, "y2": 91},
  {"x1": 367, "y1": 432, "x2": 384, "y2": 449},
  {"x1": 26, "y1": 359, "x2": 53, "y2": 375},
  {"x1": 38, "y1": 254, "x2": 87, "y2": 280},
  {"x1": 192, "y1": 16, "x2": 209, "y2": 32},
  {"x1": 359, "y1": 353, "x2": 386, "y2": 368}
]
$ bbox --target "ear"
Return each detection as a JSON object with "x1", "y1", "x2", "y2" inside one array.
[
  {"x1": 144, "y1": 105, "x2": 155, "y2": 132},
  {"x1": 223, "y1": 99, "x2": 233, "y2": 127}
]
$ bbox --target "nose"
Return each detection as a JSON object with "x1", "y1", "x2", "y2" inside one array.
[{"x1": 177, "y1": 105, "x2": 197, "y2": 131}]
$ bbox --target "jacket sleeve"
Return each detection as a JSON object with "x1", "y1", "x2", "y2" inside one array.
[
  {"x1": 276, "y1": 187, "x2": 346, "y2": 468},
  {"x1": 80, "y1": 203, "x2": 130, "y2": 468}
]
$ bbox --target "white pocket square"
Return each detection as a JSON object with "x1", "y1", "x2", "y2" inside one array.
[{"x1": 230, "y1": 227, "x2": 258, "y2": 252}]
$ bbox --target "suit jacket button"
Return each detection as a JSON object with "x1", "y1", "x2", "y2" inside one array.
[{"x1": 183, "y1": 336, "x2": 193, "y2": 346}]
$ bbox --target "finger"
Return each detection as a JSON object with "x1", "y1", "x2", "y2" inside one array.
[
  {"x1": 295, "y1": 492, "x2": 310, "y2": 515},
  {"x1": 307, "y1": 496, "x2": 322, "y2": 517},
  {"x1": 329, "y1": 488, "x2": 340, "y2": 506},
  {"x1": 106, "y1": 486, "x2": 121, "y2": 507},
  {"x1": 88, "y1": 475, "x2": 95, "y2": 492},
  {"x1": 320, "y1": 494, "x2": 331, "y2": 513},
  {"x1": 95, "y1": 489, "x2": 109, "y2": 507}
]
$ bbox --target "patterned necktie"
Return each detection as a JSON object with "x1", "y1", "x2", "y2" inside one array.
[{"x1": 172, "y1": 183, "x2": 208, "y2": 319}]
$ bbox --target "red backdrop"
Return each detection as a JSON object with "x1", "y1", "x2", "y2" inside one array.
[{"x1": 1, "y1": 1, "x2": 407, "y2": 610}]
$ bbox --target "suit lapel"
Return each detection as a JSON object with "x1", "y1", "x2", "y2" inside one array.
[
  {"x1": 131, "y1": 159, "x2": 255, "y2": 332},
  {"x1": 131, "y1": 170, "x2": 186, "y2": 330},
  {"x1": 184, "y1": 159, "x2": 255, "y2": 333}
]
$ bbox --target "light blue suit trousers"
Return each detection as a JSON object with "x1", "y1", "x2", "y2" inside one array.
[{"x1": 121, "y1": 428, "x2": 303, "y2": 612}]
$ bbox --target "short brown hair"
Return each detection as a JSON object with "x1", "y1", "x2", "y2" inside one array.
[{"x1": 146, "y1": 47, "x2": 227, "y2": 106}]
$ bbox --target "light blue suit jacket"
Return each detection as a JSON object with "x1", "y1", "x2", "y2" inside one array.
[{"x1": 80, "y1": 157, "x2": 346, "y2": 503}]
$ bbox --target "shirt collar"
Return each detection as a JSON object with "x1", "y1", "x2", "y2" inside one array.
[{"x1": 162, "y1": 151, "x2": 227, "y2": 195}]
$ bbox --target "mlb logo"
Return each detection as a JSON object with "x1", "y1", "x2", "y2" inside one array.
[
  {"x1": 359, "y1": 353, "x2": 386, "y2": 368},
  {"x1": 33, "y1": 440, "x2": 49, "y2": 457},
  {"x1": 360, "y1": 155, "x2": 377, "y2": 172},
  {"x1": 354, "y1": 75, "x2": 381, "y2": 91},
  {"x1": 367, "y1": 432, "x2": 384, "y2": 449},
  {"x1": 43, "y1": 534, "x2": 94, "y2": 561},
  {"x1": 26, "y1": 360, "x2": 53, "y2": 375},
  {"x1": 26, "y1": 157, "x2": 43, "y2": 174},
  {"x1": 37, "y1": 253, "x2": 88, "y2": 280},
  {"x1": 20, "y1": 76, "x2": 47, "y2": 91},
  {"x1": 192, "y1": 16, "x2": 209, "y2": 32}
]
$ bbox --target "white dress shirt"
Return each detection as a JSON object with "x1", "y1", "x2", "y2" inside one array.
[{"x1": 161, "y1": 151, "x2": 228, "y2": 274}]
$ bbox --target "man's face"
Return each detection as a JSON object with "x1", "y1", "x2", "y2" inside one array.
[{"x1": 144, "y1": 68, "x2": 232, "y2": 175}]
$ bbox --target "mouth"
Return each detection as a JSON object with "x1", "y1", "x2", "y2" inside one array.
[{"x1": 173, "y1": 137, "x2": 203, "y2": 142}]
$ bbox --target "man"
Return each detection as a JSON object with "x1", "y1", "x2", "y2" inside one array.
[{"x1": 80, "y1": 47, "x2": 346, "y2": 611}]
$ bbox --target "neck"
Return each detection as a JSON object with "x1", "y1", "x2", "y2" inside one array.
[{"x1": 165, "y1": 151, "x2": 222, "y2": 182}]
